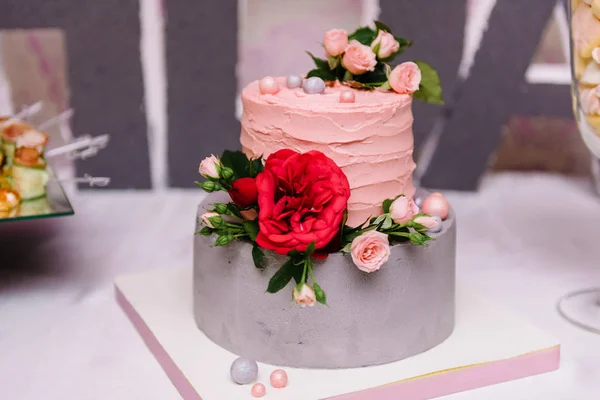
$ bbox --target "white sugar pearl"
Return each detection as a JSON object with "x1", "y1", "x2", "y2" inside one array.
[
  {"x1": 303, "y1": 77, "x2": 326, "y2": 94},
  {"x1": 286, "y1": 74, "x2": 303, "y2": 89}
]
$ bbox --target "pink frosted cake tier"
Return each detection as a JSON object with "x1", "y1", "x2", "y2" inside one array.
[{"x1": 240, "y1": 77, "x2": 416, "y2": 227}]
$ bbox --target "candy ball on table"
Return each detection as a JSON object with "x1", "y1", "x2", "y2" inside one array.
[
  {"x1": 339, "y1": 90, "x2": 355, "y2": 103},
  {"x1": 251, "y1": 383, "x2": 266, "y2": 398},
  {"x1": 421, "y1": 192, "x2": 450, "y2": 220},
  {"x1": 230, "y1": 357, "x2": 258, "y2": 385},
  {"x1": 259, "y1": 76, "x2": 280, "y2": 95},
  {"x1": 270, "y1": 369, "x2": 288, "y2": 388},
  {"x1": 303, "y1": 77, "x2": 326, "y2": 94},
  {"x1": 286, "y1": 74, "x2": 303, "y2": 89}
]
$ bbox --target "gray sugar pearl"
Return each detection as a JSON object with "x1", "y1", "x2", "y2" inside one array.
[
  {"x1": 303, "y1": 77, "x2": 326, "y2": 94},
  {"x1": 286, "y1": 74, "x2": 303, "y2": 89},
  {"x1": 427, "y1": 215, "x2": 443, "y2": 233},
  {"x1": 230, "y1": 357, "x2": 258, "y2": 385}
]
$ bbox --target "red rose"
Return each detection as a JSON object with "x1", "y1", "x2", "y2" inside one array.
[
  {"x1": 229, "y1": 177, "x2": 258, "y2": 208},
  {"x1": 255, "y1": 149, "x2": 351, "y2": 255}
]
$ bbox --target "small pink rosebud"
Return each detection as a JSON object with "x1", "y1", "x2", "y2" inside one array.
[
  {"x1": 388, "y1": 62, "x2": 421, "y2": 94},
  {"x1": 371, "y1": 30, "x2": 400, "y2": 59},
  {"x1": 350, "y1": 230, "x2": 390, "y2": 273},
  {"x1": 293, "y1": 284, "x2": 316, "y2": 307},
  {"x1": 389, "y1": 196, "x2": 419, "y2": 224},
  {"x1": 324, "y1": 29, "x2": 349, "y2": 57},
  {"x1": 414, "y1": 215, "x2": 439, "y2": 229},
  {"x1": 199, "y1": 155, "x2": 220, "y2": 179},
  {"x1": 421, "y1": 192, "x2": 450, "y2": 220},
  {"x1": 201, "y1": 212, "x2": 220, "y2": 228}
]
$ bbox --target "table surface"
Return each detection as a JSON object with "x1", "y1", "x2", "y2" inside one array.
[{"x1": 1, "y1": 172, "x2": 599, "y2": 400}]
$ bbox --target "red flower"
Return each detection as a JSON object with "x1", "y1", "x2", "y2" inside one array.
[
  {"x1": 229, "y1": 177, "x2": 258, "y2": 208},
  {"x1": 255, "y1": 149, "x2": 351, "y2": 255}
]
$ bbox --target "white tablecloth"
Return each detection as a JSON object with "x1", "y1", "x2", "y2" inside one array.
[{"x1": 1, "y1": 172, "x2": 599, "y2": 400}]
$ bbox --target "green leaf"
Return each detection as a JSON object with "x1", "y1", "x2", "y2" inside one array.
[
  {"x1": 381, "y1": 214, "x2": 393, "y2": 230},
  {"x1": 267, "y1": 258, "x2": 298, "y2": 293},
  {"x1": 409, "y1": 231, "x2": 432, "y2": 246},
  {"x1": 313, "y1": 282, "x2": 327, "y2": 305},
  {"x1": 348, "y1": 26, "x2": 377, "y2": 45},
  {"x1": 306, "y1": 68, "x2": 336, "y2": 81},
  {"x1": 413, "y1": 61, "x2": 444, "y2": 105},
  {"x1": 306, "y1": 51, "x2": 330, "y2": 70},
  {"x1": 341, "y1": 243, "x2": 352, "y2": 253},
  {"x1": 243, "y1": 220, "x2": 259, "y2": 241},
  {"x1": 196, "y1": 226, "x2": 213, "y2": 236},
  {"x1": 374, "y1": 20, "x2": 392, "y2": 33},
  {"x1": 252, "y1": 245, "x2": 265, "y2": 269},
  {"x1": 249, "y1": 156, "x2": 264, "y2": 177},
  {"x1": 287, "y1": 249, "x2": 303, "y2": 258},
  {"x1": 221, "y1": 150, "x2": 251, "y2": 179},
  {"x1": 382, "y1": 198, "x2": 394, "y2": 213},
  {"x1": 354, "y1": 63, "x2": 388, "y2": 86}
]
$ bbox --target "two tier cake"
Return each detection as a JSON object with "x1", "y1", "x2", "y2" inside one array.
[{"x1": 193, "y1": 22, "x2": 455, "y2": 370}]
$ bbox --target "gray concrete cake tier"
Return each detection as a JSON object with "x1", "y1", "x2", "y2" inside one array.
[{"x1": 193, "y1": 192, "x2": 456, "y2": 369}]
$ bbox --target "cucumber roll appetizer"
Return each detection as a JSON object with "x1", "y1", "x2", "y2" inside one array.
[
  {"x1": 12, "y1": 147, "x2": 48, "y2": 200},
  {"x1": 1, "y1": 120, "x2": 36, "y2": 167}
]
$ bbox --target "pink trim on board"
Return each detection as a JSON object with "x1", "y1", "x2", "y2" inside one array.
[
  {"x1": 327, "y1": 346, "x2": 560, "y2": 400},
  {"x1": 117, "y1": 286, "x2": 560, "y2": 400},
  {"x1": 116, "y1": 287, "x2": 203, "y2": 400}
]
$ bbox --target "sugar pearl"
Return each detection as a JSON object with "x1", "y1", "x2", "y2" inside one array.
[
  {"x1": 270, "y1": 369, "x2": 288, "y2": 388},
  {"x1": 421, "y1": 192, "x2": 450, "y2": 220},
  {"x1": 302, "y1": 77, "x2": 325, "y2": 94},
  {"x1": 251, "y1": 383, "x2": 266, "y2": 397},
  {"x1": 339, "y1": 90, "x2": 356, "y2": 103},
  {"x1": 230, "y1": 357, "x2": 258, "y2": 385},
  {"x1": 427, "y1": 215, "x2": 443, "y2": 233},
  {"x1": 286, "y1": 74, "x2": 303, "y2": 89},
  {"x1": 259, "y1": 76, "x2": 280, "y2": 95}
]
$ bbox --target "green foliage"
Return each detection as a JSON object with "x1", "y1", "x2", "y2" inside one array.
[
  {"x1": 348, "y1": 26, "x2": 377, "y2": 45},
  {"x1": 374, "y1": 20, "x2": 392, "y2": 33},
  {"x1": 252, "y1": 245, "x2": 265, "y2": 269},
  {"x1": 243, "y1": 220, "x2": 259, "y2": 241},
  {"x1": 196, "y1": 226, "x2": 213, "y2": 236},
  {"x1": 267, "y1": 258, "x2": 298, "y2": 293},
  {"x1": 221, "y1": 150, "x2": 250, "y2": 179},
  {"x1": 413, "y1": 61, "x2": 444, "y2": 105},
  {"x1": 306, "y1": 51, "x2": 330, "y2": 70},
  {"x1": 306, "y1": 68, "x2": 337, "y2": 81}
]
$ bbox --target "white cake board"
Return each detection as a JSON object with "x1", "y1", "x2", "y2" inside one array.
[{"x1": 115, "y1": 267, "x2": 560, "y2": 400}]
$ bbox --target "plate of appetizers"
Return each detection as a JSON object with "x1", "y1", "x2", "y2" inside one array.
[{"x1": 0, "y1": 116, "x2": 74, "y2": 222}]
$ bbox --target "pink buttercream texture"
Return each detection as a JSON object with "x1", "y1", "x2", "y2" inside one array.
[{"x1": 240, "y1": 78, "x2": 416, "y2": 226}]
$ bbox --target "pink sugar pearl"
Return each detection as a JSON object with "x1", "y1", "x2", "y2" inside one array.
[
  {"x1": 421, "y1": 192, "x2": 450, "y2": 220},
  {"x1": 339, "y1": 90, "x2": 355, "y2": 103},
  {"x1": 270, "y1": 369, "x2": 288, "y2": 388},
  {"x1": 259, "y1": 76, "x2": 280, "y2": 95},
  {"x1": 251, "y1": 383, "x2": 266, "y2": 397}
]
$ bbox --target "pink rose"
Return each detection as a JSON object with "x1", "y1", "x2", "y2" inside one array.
[
  {"x1": 293, "y1": 284, "x2": 316, "y2": 307},
  {"x1": 371, "y1": 30, "x2": 399, "y2": 59},
  {"x1": 389, "y1": 196, "x2": 419, "y2": 224},
  {"x1": 199, "y1": 155, "x2": 220, "y2": 179},
  {"x1": 342, "y1": 40, "x2": 377, "y2": 75},
  {"x1": 324, "y1": 29, "x2": 348, "y2": 57},
  {"x1": 413, "y1": 215, "x2": 439, "y2": 229},
  {"x1": 350, "y1": 230, "x2": 390, "y2": 273},
  {"x1": 389, "y1": 62, "x2": 421, "y2": 94}
]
